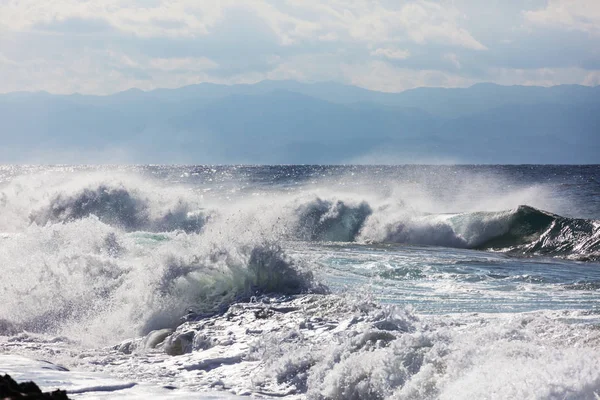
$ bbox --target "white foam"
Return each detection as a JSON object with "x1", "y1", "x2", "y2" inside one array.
[
  {"x1": 3, "y1": 291, "x2": 600, "y2": 399},
  {"x1": 0, "y1": 355, "x2": 242, "y2": 399}
]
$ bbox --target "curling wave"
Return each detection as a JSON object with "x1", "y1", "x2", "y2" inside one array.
[
  {"x1": 475, "y1": 206, "x2": 600, "y2": 258},
  {"x1": 359, "y1": 205, "x2": 600, "y2": 260}
]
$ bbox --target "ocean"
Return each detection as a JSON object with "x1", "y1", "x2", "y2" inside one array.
[{"x1": 0, "y1": 164, "x2": 599, "y2": 399}]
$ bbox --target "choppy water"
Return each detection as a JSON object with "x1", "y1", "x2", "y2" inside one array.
[{"x1": 0, "y1": 165, "x2": 599, "y2": 399}]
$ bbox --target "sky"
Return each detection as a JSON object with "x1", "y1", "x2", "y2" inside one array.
[{"x1": 1, "y1": 0, "x2": 599, "y2": 94}]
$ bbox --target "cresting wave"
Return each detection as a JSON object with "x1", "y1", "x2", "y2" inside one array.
[
  {"x1": 28, "y1": 181, "x2": 599, "y2": 259},
  {"x1": 30, "y1": 184, "x2": 209, "y2": 233},
  {"x1": 0, "y1": 173, "x2": 597, "y2": 344},
  {"x1": 361, "y1": 205, "x2": 600, "y2": 260},
  {"x1": 0, "y1": 174, "x2": 332, "y2": 345},
  {"x1": 2, "y1": 174, "x2": 598, "y2": 259},
  {"x1": 278, "y1": 200, "x2": 599, "y2": 260},
  {"x1": 24, "y1": 187, "x2": 600, "y2": 260}
]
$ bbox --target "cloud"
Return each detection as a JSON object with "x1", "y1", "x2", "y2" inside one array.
[
  {"x1": 524, "y1": 0, "x2": 600, "y2": 35},
  {"x1": 393, "y1": 1, "x2": 488, "y2": 50},
  {"x1": 0, "y1": 1, "x2": 487, "y2": 49},
  {"x1": 34, "y1": 17, "x2": 114, "y2": 34},
  {"x1": 279, "y1": 0, "x2": 487, "y2": 50},
  {"x1": 0, "y1": 0, "x2": 598, "y2": 94}
]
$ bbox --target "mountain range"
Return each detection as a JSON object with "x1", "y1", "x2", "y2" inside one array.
[{"x1": 1, "y1": 80, "x2": 598, "y2": 164}]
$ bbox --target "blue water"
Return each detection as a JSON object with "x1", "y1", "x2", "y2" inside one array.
[{"x1": 310, "y1": 243, "x2": 600, "y2": 314}]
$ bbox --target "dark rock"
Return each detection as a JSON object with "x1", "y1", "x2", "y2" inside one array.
[
  {"x1": 254, "y1": 308, "x2": 274, "y2": 319},
  {"x1": 0, "y1": 374, "x2": 70, "y2": 399}
]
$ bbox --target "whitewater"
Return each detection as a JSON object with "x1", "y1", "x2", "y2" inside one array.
[{"x1": 1, "y1": 164, "x2": 599, "y2": 399}]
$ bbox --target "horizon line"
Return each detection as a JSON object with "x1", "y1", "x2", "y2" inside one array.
[{"x1": 1, "y1": 79, "x2": 598, "y2": 97}]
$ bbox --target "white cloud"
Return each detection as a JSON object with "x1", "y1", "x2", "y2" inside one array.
[
  {"x1": 278, "y1": 0, "x2": 487, "y2": 50},
  {"x1": 583, "y1": 70, "x2": 600, "y2": 86},
  {"x1": 523, "y1": 0, "x2": 600, "y2": 35},
  {"x1": 0, "y1": 0, "x2": 598, "y2": 94},
  {"x1": 394, "y1": 1, "x2": 488, "y2": 50},
  {"x1": 0, "y1": 0, "x2": 224, "y2": 37},
  {"x1": 0, "y1": 0, "x2": 487, "y2": 47},
  {"x1": 0, "y1": 52, "x2": 19, "y2": 67},
  {"x1": 0, "y1": 48, "x2": 221, "y2": 94}
]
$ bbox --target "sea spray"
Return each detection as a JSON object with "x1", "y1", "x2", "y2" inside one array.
[{"x1": 0, "y1": 216, "x2": 319, "y2": 345}]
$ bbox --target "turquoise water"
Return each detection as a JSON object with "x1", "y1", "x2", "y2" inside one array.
[{"x1": 300, "y1": 243, "x2": 600, "y2": 314}]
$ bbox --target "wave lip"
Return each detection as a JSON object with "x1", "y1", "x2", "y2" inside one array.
[
  {"x1": 359, "y1": 205, "x2": 600, "y2": 260},
  {"x1": 475, "y1": 205, "x2": 600, "y2": 260}
]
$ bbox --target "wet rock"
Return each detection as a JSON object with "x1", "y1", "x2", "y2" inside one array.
[
  {"x1": 0, "y1": 374, "x2": 70, "y2": 399},
  {"x1": 254, "y1": 308, "x2": 274, "y2": 319}
]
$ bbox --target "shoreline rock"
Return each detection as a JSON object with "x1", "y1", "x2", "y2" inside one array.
[{"x1": 0, "y1": 374, "x2": 70, "y2": 399}]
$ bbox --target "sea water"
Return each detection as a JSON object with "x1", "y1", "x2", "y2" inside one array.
[{"x1": 0, "y1": 165, "x2": 599, "y2": 399}]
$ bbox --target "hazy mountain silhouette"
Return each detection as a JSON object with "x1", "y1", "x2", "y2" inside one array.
[{"x1": 0, "y1": 81, "x2": 598, "y2": 164}]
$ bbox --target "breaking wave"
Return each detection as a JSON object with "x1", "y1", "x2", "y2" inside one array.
[
  {"x1": 359, "y1": 205, "x2": 600, "y2": 260},
  {"x1": 1, "y1": 174, "x2": 598, "y2": 260},
  {"x1": 285, "y1": 199, "x2": 600, "y2": 261},
  {"x1": 292, "y1": 198, "x2": 372, "y2": 242},
  {"x1": 1, "y1": 167, "x2": 600, "y2": 400},
  {"x1": 0, "y1": 217, "x2": 320, "y2": 344},
  {"x1": 29, "y1": 184, "x2": 210, "y2": 233},
  {"x1": 0, "y1": 171, "x2": 598, "y2": 344}
]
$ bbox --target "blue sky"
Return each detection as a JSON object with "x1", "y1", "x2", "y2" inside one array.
[{"x1": 1, "y1": 0, "x2": 599, "y2": 94}]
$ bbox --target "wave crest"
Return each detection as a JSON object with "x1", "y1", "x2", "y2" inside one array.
[
  {"x1": 29, "y1": 184, "x2": 209, "y2": 233},
  {"x1": 293, "y1": 198, "x2": 372, "y2": 242},
  {"x1": 359, "y1": 205, "x2": 600, "y2": 260}
]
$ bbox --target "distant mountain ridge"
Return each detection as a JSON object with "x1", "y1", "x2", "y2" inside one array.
[{"x1": 0, "y1": 81, "x2": 598, "y2": 164}]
